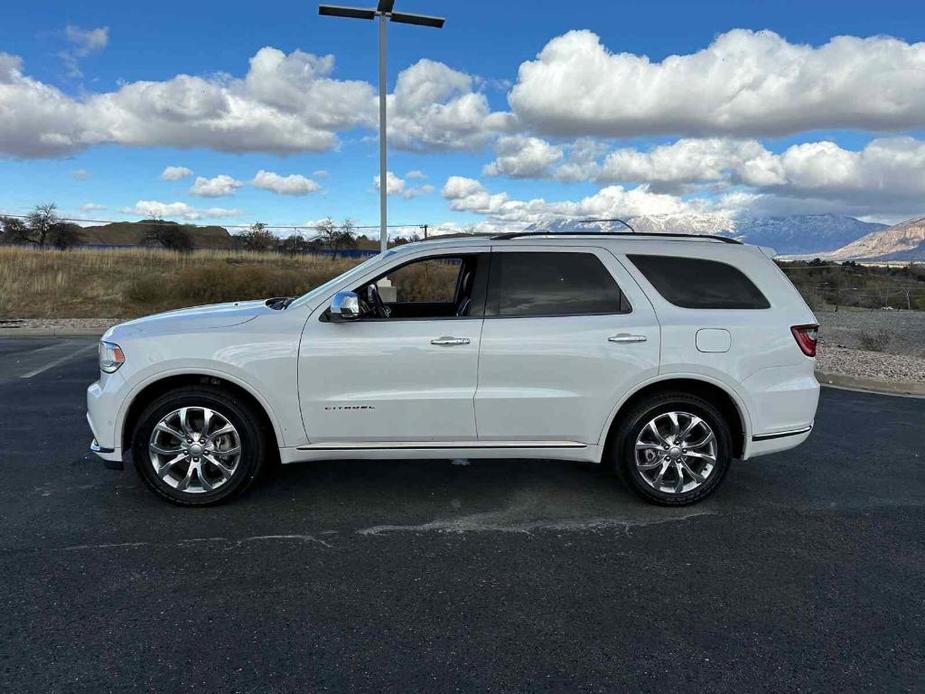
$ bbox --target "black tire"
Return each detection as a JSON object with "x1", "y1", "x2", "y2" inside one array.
[
  {"x1": 610, "y1": 392, "x2": 732, "y2": 506},
  {"x1": 131, "y1": 385, "x2": 267, "y2": 506}
]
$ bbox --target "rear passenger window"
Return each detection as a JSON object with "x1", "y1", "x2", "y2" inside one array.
[
  {"x1": 627, "y1": 255, "x2": 770, "y2": 309},
  {"x1": 489, "y1": 252, "x2": 631, "y2": 317}
]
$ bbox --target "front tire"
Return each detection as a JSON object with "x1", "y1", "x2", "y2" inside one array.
[
  {"x1": 611, "y1": 392, "x2": 732, "y2": 506},
  {"x1": 131, "y1": 385, "x2": 266, "y2": 506}
]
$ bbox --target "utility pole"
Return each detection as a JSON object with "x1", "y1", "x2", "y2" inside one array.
[
  {"x1": 420, "y1": 224, "x2": 428, "y2": 240},
  {"x1": 318, "y1": 1, "x2": 445, "y2": 253}
]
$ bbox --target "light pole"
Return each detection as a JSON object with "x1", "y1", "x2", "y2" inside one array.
[{"x1": 318, "y1": 1, "x2": 445, "y2": 253}]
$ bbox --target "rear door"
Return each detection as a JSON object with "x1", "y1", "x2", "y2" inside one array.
[{"x1": 474, "y1": 246, "x2": 660, "y2": 445}]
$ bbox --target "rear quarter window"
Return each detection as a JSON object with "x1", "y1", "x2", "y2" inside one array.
[{"x1": 627, "y1": 254, "x2": 770, "y2": 309}]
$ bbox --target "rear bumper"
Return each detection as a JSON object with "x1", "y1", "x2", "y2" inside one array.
[
  {"x1": 747, "y1": 423, "x2": 814, "y2": 459},
  {"x1": 741, "y1": 365, "x2": 819, "y2": 459}
]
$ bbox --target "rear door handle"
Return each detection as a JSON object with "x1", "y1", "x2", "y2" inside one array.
[
  {"x1": 431, "y1": 336, "x2": 471, "y2": 346},
  {"x1": 609, "y1": 334, "x2": 647, "y2": 343}
]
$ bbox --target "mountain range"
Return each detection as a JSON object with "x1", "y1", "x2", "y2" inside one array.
[
  {"x1": 69, "y1": 214, "x2": 925, "y2": 261},
  {"x1": 826, "y1": 216, "x2": 925, "y2": 261},
  {"x1": 523, "y1": 213, "x2": 888, "y2": 255}
]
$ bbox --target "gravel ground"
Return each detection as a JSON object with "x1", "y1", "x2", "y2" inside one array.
[
  {"x1": 816, "y1": 343, "x2": 925, "y2": 383},
  {"x1": 2, "y1": 312, "x2": 924, "y2": 385},
  {"x1": 815, "y1": 309, "x2": 925, "y2": 384},
  {"x1": 816, "y1": 308, "x2": 925, "y2": 358}
]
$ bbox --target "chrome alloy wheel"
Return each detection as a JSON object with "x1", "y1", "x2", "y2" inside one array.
[
  {"x1": 634, "y1": 411, "x2": 717, "y2": 494},
  {"x1": 148, "y1": 406, "x2": 242, "y2": 494}
]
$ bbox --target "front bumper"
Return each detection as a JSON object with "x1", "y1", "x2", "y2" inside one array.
[
  {"x1": 87, "y1": 378, "x2": 125, "y2": 468},
  {"x1": 90, "y1": 436, "x2": 123, "y2": 469}
]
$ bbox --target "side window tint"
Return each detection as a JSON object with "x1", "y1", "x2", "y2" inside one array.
[
  {"x1": 492, "y1": 252, "x2": 629, "y2": 317},
  {"x1": 381, "y1": 257, "x2": 462, "y2": 303},
  {"x1": 627, "y1": 254, "x2": 770, "y2": 309}
]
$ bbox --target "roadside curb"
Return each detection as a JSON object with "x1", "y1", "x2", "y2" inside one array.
[
  {"x1": 816, "y1": 370, "x2": 925, "y2": 397},
  {"x1": 0, "y1": 327, "x2": 110, "y2": 337}
]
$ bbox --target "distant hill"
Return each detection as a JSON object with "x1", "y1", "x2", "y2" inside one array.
[
  {"x1": 720, "y1": 214, "x2": 886, "y2": 254},
  {"x1": 828, "y1": 216, "x2": 925, "y2": 261},
  {"x1": 523, "y1": 213, "x2": 882, "y2": 255},
  {"x1": 77, "y1": 220, "x2": 235, "y2": 249}
]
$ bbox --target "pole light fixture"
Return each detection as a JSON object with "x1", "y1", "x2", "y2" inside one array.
[{"x1": 318, "y1": 0, "x2": 445, "y2": 253}]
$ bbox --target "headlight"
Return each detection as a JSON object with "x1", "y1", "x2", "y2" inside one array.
[{"x1": 99, "y1": 341, "x2": 125, "y2": 373}]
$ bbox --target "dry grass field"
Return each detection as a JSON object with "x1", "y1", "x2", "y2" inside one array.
[{"x1": 0, "y1": 246, "x2": 361, "y2": 318}]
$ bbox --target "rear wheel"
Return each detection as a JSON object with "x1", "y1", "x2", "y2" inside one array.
[
  {"x1": 611, "y1": 392, "x2": 732, "y2": 506},
  {"x1": 131, "y1": 386, "x2": 266, "y2": 506}
]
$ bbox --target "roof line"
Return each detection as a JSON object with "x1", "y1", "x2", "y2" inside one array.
[{"x1": 489, "y1": 231, "x2": 742, "y2": 244}]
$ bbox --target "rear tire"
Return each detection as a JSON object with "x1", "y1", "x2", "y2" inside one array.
[
  {"x1": 131, "y1": 385, "x2": 267, "y2": 506},
  {"x1": 611, "y1": 392, "x2": 732, "y2": 506}
]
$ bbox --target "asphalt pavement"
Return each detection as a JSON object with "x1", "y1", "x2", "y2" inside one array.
[{"x1": 0, "y1": 336, "x2": 923, "y2": 692}]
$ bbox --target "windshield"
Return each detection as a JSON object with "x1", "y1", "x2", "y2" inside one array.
[{"x1": 288, "y1": 253, "x2": 388, "y2": 309}]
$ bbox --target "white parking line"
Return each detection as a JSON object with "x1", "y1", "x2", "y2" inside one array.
[{"x1": 19, "y1": 342, "x2": 97, "y2": 379}]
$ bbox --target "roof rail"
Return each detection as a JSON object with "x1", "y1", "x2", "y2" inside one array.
[{"x1": 490, "y1": 230, "x2": 742, "y2": 244}]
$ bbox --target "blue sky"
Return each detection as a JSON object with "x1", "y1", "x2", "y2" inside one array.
[{"x1": 1, "y1": 0, "x2": 924, "y2": 234}]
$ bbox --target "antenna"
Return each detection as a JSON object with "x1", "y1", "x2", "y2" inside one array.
[{"x1": 576, "y1": 217, "x2": 636, "y2": 233}]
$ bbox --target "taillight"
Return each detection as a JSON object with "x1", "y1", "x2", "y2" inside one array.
[{"x1": 791, "y1": 324, "x2": 819, "y2": 357}]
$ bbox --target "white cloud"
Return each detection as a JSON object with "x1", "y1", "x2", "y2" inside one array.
[
  {"x1": 312, "y1": 169, "x2": 329, "y2": 178},
  {"x1": 0, "y1": 47, "x2": 509, "y2": 159},
  {"x1": 0, "y1": 47, "x2": 374, "y2": 158},
  {"x1": 387, "y1": 59, "x2": 513, "y2": 152},
  {"x1": 483, "y1": 135, "x2": 564, "y2": 178},
  {"x1": 61, "y1": 26, "x2": 109, "y2": 77},
  {"x1": 252, "y1": 169, "x2": 320, "y2": 196},
  {"x1": 80, "y1": 203, "x2": 106, "y2": 212},
  {"x1": 405, "y1": 170, "x2": 426, "y2": 180},
  {"x1": 509, "y1": 29, "x2": 925, "y2": 137},
  {"x1": 71, "y1": 168, "x2": 91, "y2": 180},
  {"x1": 160, "y1": 165, "x2": 193, "y2": 181},
  {"x1": 479, "y1": 135, "x2": 925, "y2": 217},
  {"x1": 442, "y1": 175, "x2": 695, "y2": 224},
  {"x1": 123, "y1": 200, "x2": 243, "y2": 221},
  {"x1": 189, "y1": 174, "x2": 242, "y2": 197},
  {"x1": 375, "y1": 170, "x2": 434, "y2": 198}
]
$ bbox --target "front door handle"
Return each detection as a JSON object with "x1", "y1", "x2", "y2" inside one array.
[
  {"x1": 431, "y1": 336, "x2": 471, "y2": 346},
  {"x1": 609, "y1": 334, "x2": 647, "y2": 343}
]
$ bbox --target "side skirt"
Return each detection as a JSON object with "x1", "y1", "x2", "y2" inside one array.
[{"x1": 279, "y1": 441, "x2": 601, "y2": 464}]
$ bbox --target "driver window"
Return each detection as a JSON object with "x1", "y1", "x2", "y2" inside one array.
[
  {"x1": 379, "y1": 257, "x2": 462, "y2": 304},
  {"x1": 355, "y1": 254, "x2": 485, "y2": 320}
]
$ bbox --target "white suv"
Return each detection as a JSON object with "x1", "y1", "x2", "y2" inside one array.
[{"x1": 87, "y1": 232, "x2": 820, "y2": 506}]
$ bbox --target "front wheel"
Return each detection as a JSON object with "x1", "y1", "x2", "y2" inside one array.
[
  {"x1": 131, "y1": 385, "x2": 266, "y2": 506},
  {"x1": 612, "y1": 392, "x2": 733, "y2": 506}
]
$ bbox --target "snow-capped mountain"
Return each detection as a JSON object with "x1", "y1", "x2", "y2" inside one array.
[
  {"x1": 722, "y1": 215, "x2": 886, "y2": 254},
  {"x1": 521, "y1": 213, "x2": 883, "y2": 255},
  {"x1": 828, "y1": 217, "x2": 925, "y2": 261},
  {"x1": 522, "y1": 213, "x2": 734, "y2": 236}
]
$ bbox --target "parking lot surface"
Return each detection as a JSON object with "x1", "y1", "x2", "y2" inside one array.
[{"x1": 1, "y1": 337, "x2": 923, "y2": 692}]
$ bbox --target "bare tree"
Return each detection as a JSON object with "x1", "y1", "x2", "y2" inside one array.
[
  {"x1": 7, "y1": 204, "x2": 62, "y2": 248},
  {"x1": 236, "y1": 222, "x2": 276, "y2": 252}
]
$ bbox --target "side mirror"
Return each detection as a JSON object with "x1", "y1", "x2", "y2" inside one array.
[{"x1": 329, "y1": 291, "x2": 360, "y2": 322}]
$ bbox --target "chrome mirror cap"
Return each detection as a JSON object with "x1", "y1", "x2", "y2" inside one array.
[{"x1": 330, "y1": 291, "x2": 360, "y2": 321}]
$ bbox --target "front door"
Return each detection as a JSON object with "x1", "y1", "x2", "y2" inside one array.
[{"x1": 299, "y1": 250, "x2": 489, "y2": 443}]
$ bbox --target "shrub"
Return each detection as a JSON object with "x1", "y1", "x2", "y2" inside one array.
[{"x1": 858, "y1": 329, "x2": 892, "y2": 352}]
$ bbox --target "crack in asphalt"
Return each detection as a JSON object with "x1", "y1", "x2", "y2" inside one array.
[{"x1": 356, "y1": 508, "x2": 716, "y2": 536}]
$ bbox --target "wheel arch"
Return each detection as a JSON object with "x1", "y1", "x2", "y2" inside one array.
[
  {"x1": 601, "y1": 376, "x2": 750, "y2": 460},
  {"x1": 120, "y1": 372, "x2": 282, "y2": 455}
]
